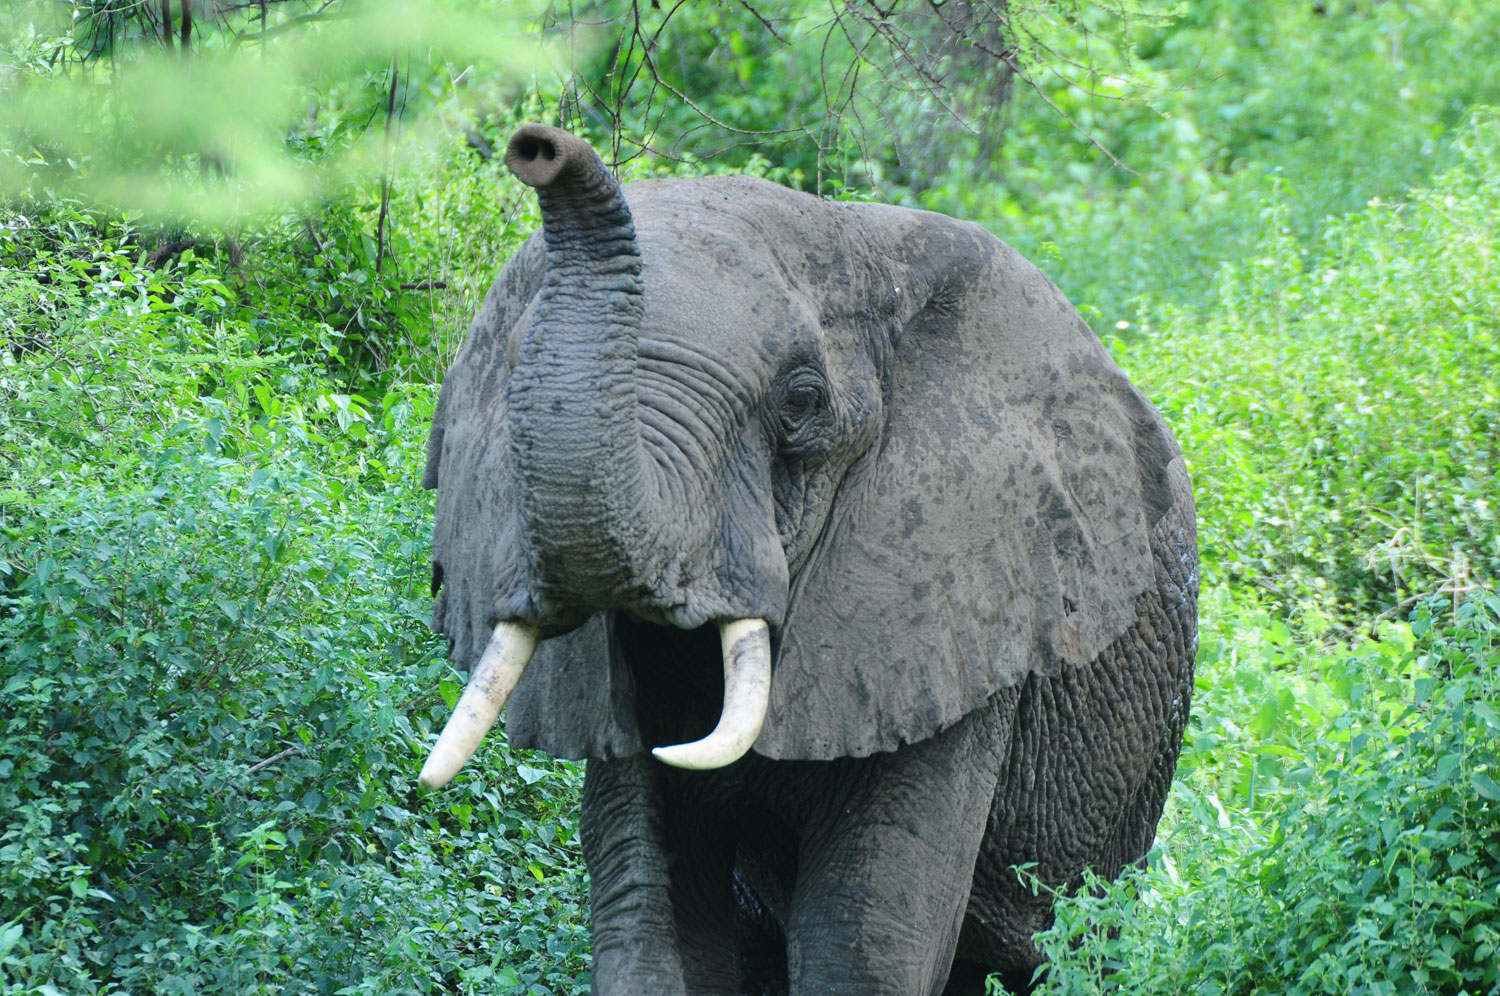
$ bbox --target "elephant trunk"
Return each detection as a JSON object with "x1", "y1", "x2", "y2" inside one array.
[{"x1": 503, "y1": 126, "x2": 669, "y2": 604}]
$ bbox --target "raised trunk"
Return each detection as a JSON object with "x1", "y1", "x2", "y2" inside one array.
[{"x1": 504, "y1": 126, "x2": 669, "y2": 606}]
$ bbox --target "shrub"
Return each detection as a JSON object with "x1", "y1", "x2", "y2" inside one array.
[
  {"x1": 1024, "y1": 592, "x2": 1500, "y2": 996},
  {"x1": 1118, "y1": 111, "x2": 1500, "y2": 621},
  {"x1": 0, "y1": 425, "x2": 591, "y2": 995},
  {"x1": 0, "y1": 271, "x2": 591, "y2": 994}
]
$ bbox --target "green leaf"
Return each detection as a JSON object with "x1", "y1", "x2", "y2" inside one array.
[
  {"x1": 1474, "y1": 700, "x2": 1500, "y2": 732},
  {"x1": 0, "y1": 922, "x2": 24, "y2": 961},
  {"x1": 1473, "y1": 773, "x2": 1500, "y2": 802}
]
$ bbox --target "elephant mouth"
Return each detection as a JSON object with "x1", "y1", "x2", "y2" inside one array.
[
  {"x1": 611, "y1": 615, "x2": 777, "y2": 766},
  {"x1": 418, "y1": 613, "x2": 773, "y2": 789}
]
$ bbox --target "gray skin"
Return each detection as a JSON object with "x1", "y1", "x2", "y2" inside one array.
[{"x1": 423, "y1": 126, "x2": 1199, "y2": 996}]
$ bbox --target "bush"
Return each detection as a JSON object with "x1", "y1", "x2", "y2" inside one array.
[
  {"x1": 996, "y1": 108, "x2": 1500, "y2": 996},
  {"x1": 1026, "y1": 592, "x2": 1500, "y2": 996},
  {"x1": 0, "y1": 214, "x2": 591, "y2": 993},
  {"x1": 937, "y1": 0, "x2": 1500, "y2": 330},
  {"x1": 0, "y1": 423, "x2": 591, "y2": 996},
  {"x1": 1117, "y1": 111, "x2": 1500, "y2": 621},
  {"x1": 5, "y1": 4, "x2": 1500, "y2": 992}
]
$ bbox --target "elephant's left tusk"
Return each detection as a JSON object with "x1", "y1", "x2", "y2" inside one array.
[
  {"x1": 652, "y1": 619, "x2": 771, "y2": 771},
  {"x1": 418, "y1": 621, "x2": 540, "y2": 791}
]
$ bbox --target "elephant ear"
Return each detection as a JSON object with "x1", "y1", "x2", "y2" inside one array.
[{"x1": 756, "y1": 206, "x2": 1183, "y2": 760}]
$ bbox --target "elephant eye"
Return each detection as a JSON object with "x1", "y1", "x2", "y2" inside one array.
[
  {"x1": 776, "y1": 375, "x2": 832, "y2": 455},
  {"x1": 785, "y1": 385, "x2": 823, "y2": 413}
]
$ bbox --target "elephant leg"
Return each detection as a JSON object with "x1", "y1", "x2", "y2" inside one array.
[
  {"x1": 664, "y1": 809, "x2": 744, "y2": 995},
  {"x1": 939, "y1": 959, "x2": 1006, "y2": 996},
  {"x1": 957, "y1": 509, "x2": 1199, "y2": 991},
  {"x1": 581, "y1": 754, "x2": 690, "y2": 996},
  {"x1": 584, "y1": 755, "x2": 755, "y2": 996},
  {"x1": 784, "y1": 702, "x2": 1011, "y2": 996}
]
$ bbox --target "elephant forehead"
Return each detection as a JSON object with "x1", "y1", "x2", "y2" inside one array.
[
  {"x1": 634, "y1": 243, "x2": 830, "y2": 367},
  {"x1": 628, "y1": 176, "x2": 857, "y2": 284},
  {"x1": 623, "y1": 176, "x2": 884, "y2": 365},
  {"x1": 639, "y1": 240, "x2": 812, "y2": 335}
]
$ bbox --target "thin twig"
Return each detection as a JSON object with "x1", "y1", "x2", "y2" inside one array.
[
  {"x1": 247, "y1": 746, "x2": 302, "y2": 776},
  {"x1": 736, "y1": 0, "x2": 790, "y2": 44},
  {"x1": 231, "y1": 4, "x2": 345, "y2": 47},
  {"x1": 375, "y1": 53, "x2": 399, "y2": 276}
]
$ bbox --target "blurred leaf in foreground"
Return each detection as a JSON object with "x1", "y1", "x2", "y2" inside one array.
[{"x1": 0, "y1": 0, "x2": 551, "y2": 223}]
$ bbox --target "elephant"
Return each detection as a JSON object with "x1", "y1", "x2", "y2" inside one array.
[{"x1": 416, "y1": 125, "x2": 1199, "y2": 996}]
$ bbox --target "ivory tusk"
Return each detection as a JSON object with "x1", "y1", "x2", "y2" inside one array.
[
  {"x1": 652, "y1": 619, "x2": 772, "y2": 771},
  {"x1": 418, "y1": 621, "x2": 540, "y2": 791}
]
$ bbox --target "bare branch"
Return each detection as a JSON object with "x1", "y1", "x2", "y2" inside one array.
[
  {"x1": 736, "y1": 0, "x2": 791, "y2": 43},
  {"x1": 546, "y1": 0, "x2": 1171, "y2": 186},
  {"x1": 247, "y1": 746, "x2": 302, "y2": 776},
  {"x1": 375, "y1": 54, "x2": 400, "y2": 276},
  {"x1": 180, "y1": 0, "x2": 194, "y2": 57},
  {"x1": 231, "y1": 4, "x2": 348, "y2": 47}
]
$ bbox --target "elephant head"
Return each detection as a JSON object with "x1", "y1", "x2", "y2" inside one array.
[{"x1": 417, "y1": 125, "x2": 1183, "y2": 785}]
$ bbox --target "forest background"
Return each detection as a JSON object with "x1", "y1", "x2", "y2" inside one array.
[{"x1": 1, "y1": 1, "x2": 1497, "y2": 993}]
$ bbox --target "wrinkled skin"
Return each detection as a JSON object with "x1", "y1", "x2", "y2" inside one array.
[{"x1": 422, "y1": 127, "x2": 1199, "y2": 996}]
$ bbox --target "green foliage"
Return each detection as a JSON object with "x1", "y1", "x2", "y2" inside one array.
[
  {"x1": 1025, "y1": 593, "x2": 1500, "y2": 996},
  {"x1": 0, "y1": 0, "x2": 547, "y2": 223},
  {"x1": 1, "y1": 0, "x2": 551, "y2": 382},
  {"x1": 550, "y1": 0, "x2": 1179, "y2": 192},
  {"x1": 1114, "y1": 111, "x2": 1500, "y2": 619},
  {"x1": 945, "y1": 0, "x2": 1500, "y2": 328},
  {"x1": 989, "y1": 88, "x2": 1500, "y2": 996},
  {"x1": 0, "y1": 417, "x2": 590, "y2": 995},
  {"x1": 0, "y1": 213, "x2": 588, "y2": 994}
]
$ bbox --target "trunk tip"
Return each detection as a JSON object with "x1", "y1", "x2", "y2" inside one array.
[{"x1": 506, "y1": 124, "x2": 603, "y2": 190}]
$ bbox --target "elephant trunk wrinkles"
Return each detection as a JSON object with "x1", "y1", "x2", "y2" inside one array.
[{"x1": 504, "y1": 126, "x2": 670, "y2": 605}]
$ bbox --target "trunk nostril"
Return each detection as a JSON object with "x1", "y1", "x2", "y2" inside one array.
[{"x1": 516, "y1": 138, "x2": 554, "y2": 162}]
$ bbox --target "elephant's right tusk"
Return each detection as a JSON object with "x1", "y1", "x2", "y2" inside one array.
[
  {"x1": 652, "y1": 619, "x2": 771, "y2": 771},
  {"x1": 418, "y1": 621, "x2": 540, "y2": 791}
]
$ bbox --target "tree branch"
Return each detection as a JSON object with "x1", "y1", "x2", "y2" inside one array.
[
  {"x1": 180, "y1": 0, "x2": 194, "y2": 57},
  {"x1": 375, "y1": 54, "x2": 399, "y2": 276},
  {"x1": 247, "y1": 746, "x2": 302, "y2": 776}
]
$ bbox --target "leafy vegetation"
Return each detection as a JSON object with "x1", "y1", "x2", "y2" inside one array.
[
  {"x1": 0, "y1": 207, "x2": 586, "y2": 994},
  {"x1": 2, "y1": 0, "x2": 1497, "y2": 993},
  {"x1": 1019, "y1": 133, "x2": 1500, "y2": 984},
  {"x1": 1033, "y1": 597, "x2": 1499, "y2": 995}
]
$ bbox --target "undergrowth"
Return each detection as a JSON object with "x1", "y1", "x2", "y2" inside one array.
[
  {"x1": 1027, "y1": 595, "x2": 1500, "y2": 996},
  {"x1": 1013, "y1": 110, "x2": 1500, "y2": 996}
]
